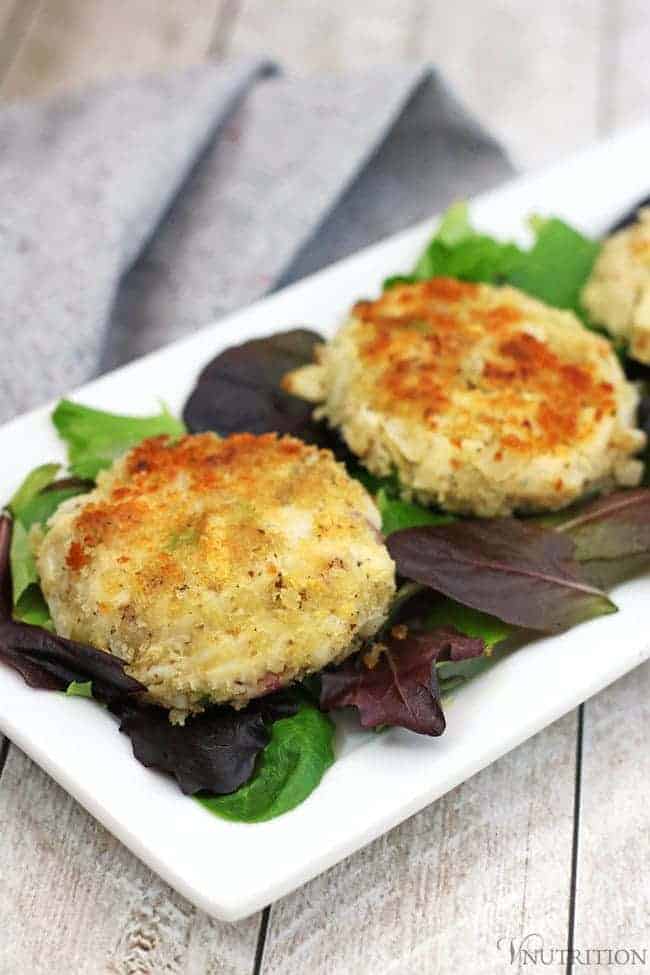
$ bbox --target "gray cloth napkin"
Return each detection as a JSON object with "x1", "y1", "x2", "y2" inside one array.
[{"x1": 0, "y1": 60, "x2": 513, "y2": 423}]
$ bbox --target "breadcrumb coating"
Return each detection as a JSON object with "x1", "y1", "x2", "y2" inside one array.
[
  {"x1": 285, "y1": 279, "x2": 645, "y2": 515},
  {"x1": 582, "y1": 208, "x2": 650, "y2": 364},
  {"x1": 37, "y1": 432, "x2": 395, "y2": 719}
]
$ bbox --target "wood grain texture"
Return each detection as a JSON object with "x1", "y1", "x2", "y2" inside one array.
[
  {"x1": 229, "y1": 0, "x2": 413, "y2": 74},
  {"x1": 0, "y1": 747, "x2": 261, "y2": 975},
  {"x1": 259, "y1": 712, "x2": 578, "y2": 975},
  {"x1": 0, "y1": 0, "x2": 43, "y2": 86},
  {"x1": 602, "y1": 0, "x2": 650, "y2": 132},
  {"x1": 228, "y1": 0, "x2": 601, "y2": 169},
  {"x1": 572, "y1": 662, "x2": 650, "y2": 961},
  {"x1": 1, "y1": 2, "x2": 648, "y2": 972},
  {"x1": 406, "y1": 0, "x2": 602, "y2": 169},
  {"x1": 573, "y1": 6, "x2": 650, "y2": 962},
  {"x1": 0, "y1": 0, "x2": 222, "y2": 100}
]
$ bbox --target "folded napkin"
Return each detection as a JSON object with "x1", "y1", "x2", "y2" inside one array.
[{"x1": 0, "y1": 60, "x2": 513, "y2": 423}]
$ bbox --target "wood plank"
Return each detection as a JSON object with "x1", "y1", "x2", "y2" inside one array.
[
  {"x1": 406, "y1": 0, "x2": 601, "y2": 169},
  {"x1": 229, "y1": 0, "x2": 414, "y2": 74},
  {"x1": 260, "y1": 713, "x2": 578, "y2": 974},
  {"x1": 0, "y1": 0, "x2": 17, "y2": 26},
  {"x1": 1, "y1": 0, "x2": 223, "y2": 101},
  {"x1": 0, "y1": 0, "x2": 43, "y2": 86},
  {"x1": 601, "y1": 0, "x2": 650, "y2": 132},
  {"x1": 0, "y1": 746, "x2": 261, "y2": 975},
  {"x1": 572, "y1": 7, "x2": 650, "y2": 959},
  {"x1": 572, "y1": 662, "x2": 650, "y2": 962},
  {"x1": 228, "y1": 0, "x2": 601, "y2": 169}
]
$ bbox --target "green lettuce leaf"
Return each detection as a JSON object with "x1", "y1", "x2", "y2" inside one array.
[
  {"x1": 507, "y1": 217, "x2": 600, "y2": 318},
  {"x1": 345, "y1": 462, "x2": 401, "y2": 498},
  {"x1": 377, "y1": 488, "x2": 454, "y2": 535},
  {"x1": 437, "y1": 648, "x2": 507, "y2": 696},
  {"x1": 199, "y1": 701, "x2": 335, "y2": 822},
  {"x1": 10, "y1": 520, "x2": 38, "y2": 605},
  {"x1": 6, "y1": 467, "x2": 94, "y2": 627},
  {"x1": 385, "y1": 201, "x2": 526, "y2": 288},
  {"x1": 13, "y1": 585, "x2": 54, "y2": 629},
  {"x1": 425, "y1": 596, "x2": 514, "y2": 649},
  {"x1": 8, "y1": 464, "x2": 60, "y2": 517},
  {"x1": 66, "y1": 680, "x2": 93, "y2": 699},
  {"x1": 387, "y1": 203, "x2": 600, "y2": 326},
  {"x1": 421, "y1": 595, "x2": 514, "y2": 695},
  {"x1": 16, "y1": 484, "x2": 90, "y2": 532},
  {"x1": 52, "y1": 399, "x2": 186, "y2": 479}
]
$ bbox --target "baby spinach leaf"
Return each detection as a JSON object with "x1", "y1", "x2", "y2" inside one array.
[
  {"x1": 200, "y1": 702, "x2": 335, "y2": 821},
  {"x1": 387, "y1": 519, "x2": 616, "y2": 633},
  {"x1": 52, "y1": 399, "x2": 185, "y2": 479}
]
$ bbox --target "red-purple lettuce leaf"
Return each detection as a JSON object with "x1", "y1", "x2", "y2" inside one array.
[
  {"x1": 118, "y1": 705, "x2": 269, "y2": 796},
  {"x1": 640, "y1": 390, "x2": 650, "y2": 485},
  {"x1": 387, "y1": 519, "x2": 615, "y2": 633},
  {"x1": 0, "y1": 611, "x2": 286, "y2": 796},
  {"x1": 0, "y1": 618, "x2": 145, "y2": 704},
  {"x1": 320, "y1": 627, "x2": 484, "y2": 735},
  {"x1": 183, "y1": 329, "x2": 331, "y2": 444},
  {"x1": 199, "y1": 699, "x2": 333, "y2": 820},
  {"x1": 0, "y1": 609, "x2": 281, "y2": 795},
  {"x1": 119, "y1": 692, "x2": 300, "y2": 796},
  {"x1": 0, "y1": 514, "x2": 292, "y2": 795},
  {"x1": 551, "y1": 488, "x2": 650, "y2": 588}
]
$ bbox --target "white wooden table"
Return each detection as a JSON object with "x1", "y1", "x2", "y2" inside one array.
[{"x1": 0, "y1": 3, "x2": 649, "y2": 972}]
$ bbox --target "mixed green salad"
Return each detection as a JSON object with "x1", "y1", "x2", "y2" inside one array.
[{"x1": 1, "y1": 204, "x2": 649, "y2": 823}]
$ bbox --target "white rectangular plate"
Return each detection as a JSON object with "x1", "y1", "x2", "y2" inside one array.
[{"x1": 1, "y1": 125, "x2": 650, "y2": 922}]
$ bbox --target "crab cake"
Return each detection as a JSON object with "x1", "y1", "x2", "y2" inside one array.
[
  {"x1": 284, "y1": 279, "x2": 645, "y2": 516},
  {"x1": 36, "y1": 432, "x2": 395, "y2": 719},
  {"x1": 582, "y1": 208, "x2": 650, "y2": 364}
]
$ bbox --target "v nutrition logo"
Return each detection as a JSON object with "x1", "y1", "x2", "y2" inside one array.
[{"x1": 496, "y1": 932, "x2": 648, "y2": 968}]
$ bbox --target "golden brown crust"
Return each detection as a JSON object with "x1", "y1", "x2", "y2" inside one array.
[
  {"x1": 582, "y1": 208, "x2": 650, "y2": 364},
  {"x1": 66, "y1": 433, "x2": 336, "y2": 577},
  {"x1": 353, "y1": 280, "x2": 616, "y2": 457},
  {"x1": 285, "y1": 280, "x2": 645, "y2": 515},
  {"x1": 37, "y1": 432, "x2": 396, "y2": 717}
]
